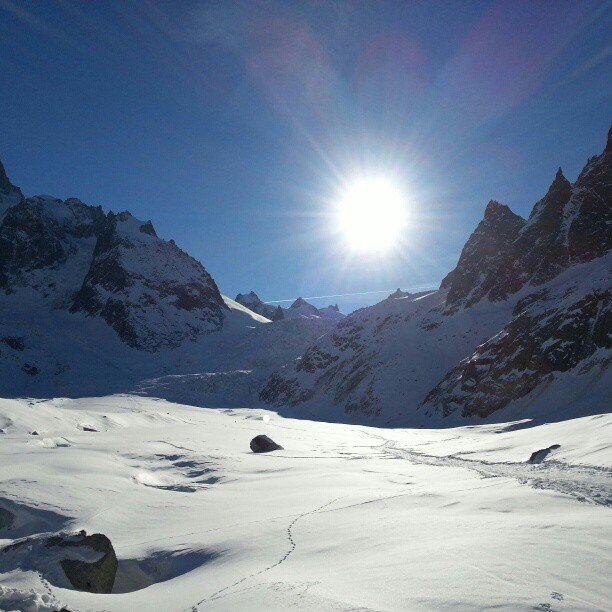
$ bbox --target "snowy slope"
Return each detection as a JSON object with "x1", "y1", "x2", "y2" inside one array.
[
  {"x1": 0, "y1": 289, "x2": 331, "y2": 402},
  {"x1": 0, "y1": 396, "x2": 610, "y2": 611},
  {"x1": 261, "y1": 128, "x2": 612, "y2": 425}
]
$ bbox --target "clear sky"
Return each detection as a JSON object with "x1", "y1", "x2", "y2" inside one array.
[{"x1": 1, "y1": 0, "x2": 610, "y2": 312}]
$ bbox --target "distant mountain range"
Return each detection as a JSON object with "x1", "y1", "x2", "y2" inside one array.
[
  {"x1": 260, "y1": 127, "x2": 611, "y2": 424},
  {"x1": 0, "y1": 128, "x2": 609, "y2": 424},
  {"x1": 235, "y1": 291, "x2": 344, "y2": 322}
]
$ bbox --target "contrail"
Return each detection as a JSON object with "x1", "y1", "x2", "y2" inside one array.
[{"x1": 266, "y1": 283, "x2": 439, "y2": 304}]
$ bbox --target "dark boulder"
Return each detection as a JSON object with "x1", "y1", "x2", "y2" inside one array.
[
  {"x1": 1, "y1": 530, "x2": 118, "y2": 594},
  {"x1": 47, "y1": 531, "x2": 117, "y2": 593},
  {"x1": 528, "y1": 444, "x2": 561, "y2": 464},
  {"x1": 250, "y1": 434, "x2": 283, "y2": 453}
]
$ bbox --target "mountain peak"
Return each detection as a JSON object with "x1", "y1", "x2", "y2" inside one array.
[
  {"x1": 483, "y1": 200, "x2": 521, "y2": 224},
  {"x1": 607, "y1": 125, "x2": 612, "y2": 154},
  {"x1": 290, "y1": 297, "x2": 309, "y2": 309},
  {"x1": 543, "y1": 166, "x2": 571, "y2": 199},
  {"x1": 0, "y1": 158, "x2": 22, "y2": 197}
]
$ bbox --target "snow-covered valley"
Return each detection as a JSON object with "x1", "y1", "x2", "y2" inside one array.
[{"x1": 0, "y1": 395, "x2": 610, "y2": 611}]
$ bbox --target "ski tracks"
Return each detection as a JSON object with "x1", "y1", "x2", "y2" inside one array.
[
  {"x1": 362, "y1": 431, "x2": 612, "y2": 507},
  {"x1": 190, "y1": 496, "x2": 343, "y2": 610}
]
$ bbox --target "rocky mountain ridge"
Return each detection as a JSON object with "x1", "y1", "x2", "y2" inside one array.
[
  {"x1": 235, "y1": 291, "x2": 344, "y2": 322},
  {"x1": 0, "y1": 177, "x2": 226, "y2": 351},
  {"x1": 260, "y1": 127, "x2": 611, "y2": 423}
]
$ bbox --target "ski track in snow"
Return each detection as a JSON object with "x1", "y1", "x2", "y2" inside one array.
[
  {"x1": 191, "y1": 496, "x2": 344, "y2": 610},
  {"x1": 360, "y1": 431, "x2": 612, "y2": 507}
]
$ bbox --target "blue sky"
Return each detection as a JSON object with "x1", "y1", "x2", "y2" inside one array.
[{"x1": 1, "y1": 0, "x2": 610, "y2": 312}]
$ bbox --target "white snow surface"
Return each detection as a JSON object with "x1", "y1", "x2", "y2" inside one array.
[{"x1": 0, "y1": 395, "x2": 610, "y2": 611}]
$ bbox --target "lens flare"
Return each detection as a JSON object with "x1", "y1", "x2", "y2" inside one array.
[{"x1": 336, "y1": 177, "x2": 407, "y2": 252}]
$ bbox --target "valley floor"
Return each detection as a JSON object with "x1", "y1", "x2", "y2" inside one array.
[{"x1": 0, "y1": 396, "x2": 610, "y2": 611}]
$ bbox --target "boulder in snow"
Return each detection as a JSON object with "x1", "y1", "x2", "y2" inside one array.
[
  {"x1": 1, "y1": 530, "x2": 118, "y2": 594},
  {"x1": 250, "y1": 435, "x2": 283, "y2": 453},
  {"x1": 528, "y1": 444, "x2": 561, "y2": 464}
]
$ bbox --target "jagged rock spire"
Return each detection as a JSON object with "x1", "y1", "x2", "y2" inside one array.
[
  {"x1": 0, "y1": 159, "x2": 11, "y2": 191},
  {"x1": 0, "y1": 158, "x2": 22, "y2": 196}
]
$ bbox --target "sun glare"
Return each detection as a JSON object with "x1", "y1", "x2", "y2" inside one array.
[{"x1": 336, "y1": 177, "x2": 407, "y2": 252}]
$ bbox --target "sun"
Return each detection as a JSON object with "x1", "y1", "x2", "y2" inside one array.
[{"x1": 336, "y1": 177, "x2": 407, "y2": 252}]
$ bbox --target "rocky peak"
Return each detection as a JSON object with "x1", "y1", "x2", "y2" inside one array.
[
  {"x1": 139, "y1": 220, "x2": 157, "y2": 237},
  {"x1": 483, "y1": 199, "x2": 516, "y2": 222},
  {"x1": 441, "y1": 201, "x2": 525, "y2": 309},
  {"x1": 526, "y1": 167, "x2": 572, "y2": 226},
  {"x1": 272, "y1": 304, "x2": 284, "y2": 321},
  {"x1": 388, "y1": 288, "x2": 410, "y2": 299},
  {"x1": 235, "y1": 290, "x2": 278, "y2": 320},
  {"x1": 0, "y1": 159, "x2": 24, "y2": 219},
  {"x1": 71, "y1": 212, "x2": 225, "y2": 350},
  {"x1": 0, "y1": 159, "x2": 17, "y2": 194},
  {"x1": 236, "y1": 291, "x2": 261, "y2": 304},
  {"x1": 290, "y1": 297, "x2": 309, "y2": 309}
]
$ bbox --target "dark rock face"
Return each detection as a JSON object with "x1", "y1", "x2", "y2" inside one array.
[
  {"x1": 444, "y1": 131, "x2": 611, "y2": 310},
  {"x1": 70, "y1": 211, "x2": 225, "y2": 350},
  {"x1": 0, "y1": 195, "x2": 105, "y2": 294},
  {"x1": 422, "y1": 285, "x2": 611, "y2": 418},
  {"x1": 441, "y1": 201, "x2": 526, "y2": 309},
  {"x1": 0, "y1": 159, "x2": 23, "y2": 203},
  {"x1": 528, "y1": 444, "x2": 560, "y2": 464},
  {"x1": 260, "y1": 311, "x2": 382, "y2": 417},
  {"x1": 289, "y1": 297, "x2": 319, "y2": 316},
  {"x1": 0, "y1": 507, "x2": 15, "y2": 530},
  {"x1": 0, "y1": 157, "x2": 226, "y2": 352},
  {"x1": 1, "y1": 530, "x2": 117, "y2": 594},
  {"x1": 262, "y1": 127, "x2": 612, "y2": 422},
  {"x1": 51, "y1": 532, "x2": 118, "y2": 594},
  {"x1": 235, "y1": 291, "x2": 278, "y2": 319},
  {"x1": 272, "y1": 305, "x2": 285, "y2": 321},
  {"x1": 250, "y1": 434, "x2": 283, "y2": 453}
]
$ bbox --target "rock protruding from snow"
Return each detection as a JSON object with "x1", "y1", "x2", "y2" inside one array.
[
  {"x1": 235, "y1": 291, "x2": 277, "y2": 320},
  {"x1": 1, "y1": 530, "x2": 118, "y2": 594},
  {"x1": 250, "y1": 434, "x2": 283, "y2": 453},
  {"x1": 422, "y1": 265, "x2": 611, "y2": 419},
  {"x1": 528, "y1": 444, "x2": 561, "y2": 464},
  {"x1": 71, "y1": 211, "x2": 225, "y2": 350}
]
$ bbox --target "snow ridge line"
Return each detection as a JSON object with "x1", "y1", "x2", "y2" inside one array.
[
  {"x1": 190, "y1": 496, "x2": 342, "y2": 610},
  {"x1": 362, "y1": 431, "x2": 612, "y2": 506}
]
